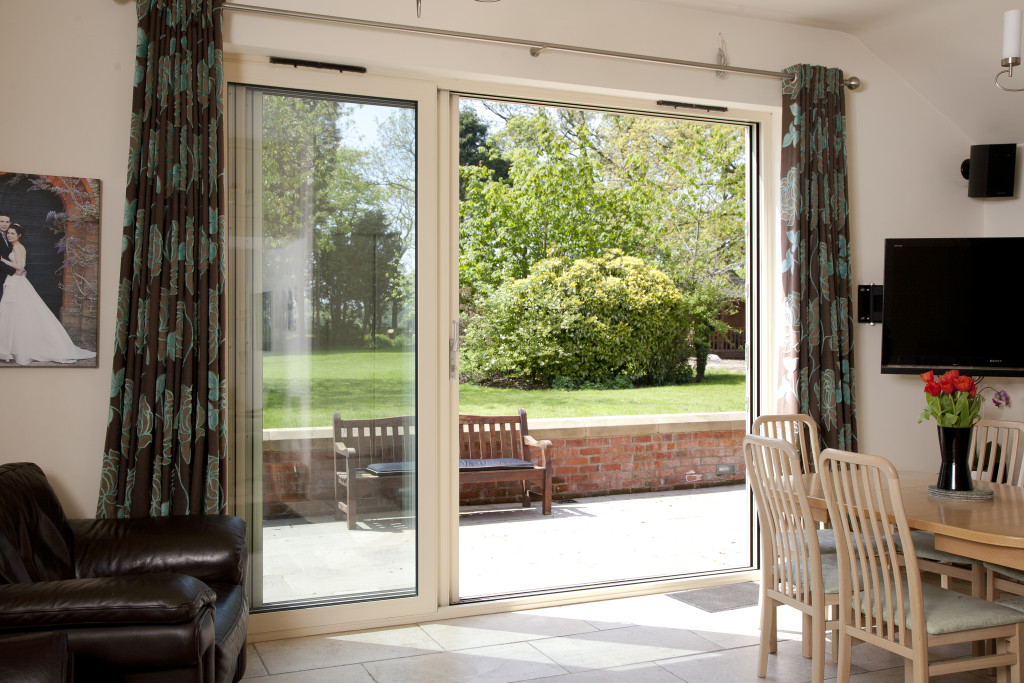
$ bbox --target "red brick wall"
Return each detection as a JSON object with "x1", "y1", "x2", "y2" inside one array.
[{"x1": 262, "y1": 418, "x2": 746, "y2": 517}]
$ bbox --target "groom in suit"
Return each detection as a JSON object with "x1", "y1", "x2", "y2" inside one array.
[{"x1": 0, "y1": 211, "x2": 27, "y2": 301}]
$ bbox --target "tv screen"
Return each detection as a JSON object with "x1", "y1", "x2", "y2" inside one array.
[{"x1": 881, "y1": 237, "x2": 1024, "y2": 377}]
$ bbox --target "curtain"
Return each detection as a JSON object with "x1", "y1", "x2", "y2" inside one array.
[
  {"x1": 778, "y1": 64, "x2": 857, "y2": 451},
  {"x1": 98, "y1": 0, "x2": 226, "y2": 518}
]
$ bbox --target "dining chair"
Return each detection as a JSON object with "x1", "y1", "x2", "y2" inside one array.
[
  {"x1": 744, "y1": 434, "x2": 839, "y2": 683},
  {"x1": 753, "y1": 414, "x2": 836, "y2": 555},
  {"x1": 892, "y1": 418, "x2": 1024, "y2": 600},
  {"x1": 973, "y1": 420, "x2": 1024, "y2": 601},
  {"x1": 819, "y1": 447, "x2": 1024, "y2": 683},
  {"x1": 752, "y1": 413, "x2": 821, "y2": 474}
]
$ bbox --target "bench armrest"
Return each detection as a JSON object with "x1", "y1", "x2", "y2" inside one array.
[
  {"x1": 523, "y1": 435, "x2": 553, "y2": 467},
  {"x1": 0, "y1": 574, "x2": 215, "y2": 630},
  {"x1": 69, "y1": 516, "x2": 247, "y2": 585}
]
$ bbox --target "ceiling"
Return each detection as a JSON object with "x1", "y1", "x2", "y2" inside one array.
[
  {"x1": 644, "y1": 0, "x2": 948, "y2": 32},
  {"x1": 644, "y1": 0, "x2": 1024, "y2": 143}
]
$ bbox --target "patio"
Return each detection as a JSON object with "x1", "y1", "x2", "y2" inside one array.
[{"x1": 259, "y1": 484, "x2": 752, "y2": 607}]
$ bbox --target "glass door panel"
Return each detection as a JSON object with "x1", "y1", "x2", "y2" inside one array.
[{"x1": 230, "y1": 83, "x2": 419, "y2": 610}]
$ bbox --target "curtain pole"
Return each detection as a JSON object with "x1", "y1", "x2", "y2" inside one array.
[{"x1": 224, "y1": 2, "x2": 860, "y2": 88}]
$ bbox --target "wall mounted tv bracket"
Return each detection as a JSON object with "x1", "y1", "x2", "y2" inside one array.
[{"x1": 857, "y1": 284, "x2": 883, "y2": 324}]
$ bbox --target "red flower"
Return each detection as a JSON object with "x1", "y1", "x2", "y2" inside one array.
[
  {"x1": 941, "y1": 369, "x2": 960, "y2": 382},
  {"x1": 970, "y1": 385, "x2": 978, "y2": 398},
  {"x1": 920, "y1": 371, "x2": 935, "y2": 383},
  {"x1": 925, "y1": 382, "x2": 942, "y2": 396},
  {"x1": 954, "y1": 376, "x2": 975, "y2": 392},
  {"x1": 939, "y1": 378, "x2": 955, "y2": 394}
]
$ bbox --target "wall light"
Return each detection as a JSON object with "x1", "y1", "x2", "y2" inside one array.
[{"x1": 998, "y1": 9, "x2": 1024, "y2": 91}]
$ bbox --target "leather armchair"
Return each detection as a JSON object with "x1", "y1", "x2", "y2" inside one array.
[{"x1": 0, "y1": 462, "x2": 248, "y2": 682}]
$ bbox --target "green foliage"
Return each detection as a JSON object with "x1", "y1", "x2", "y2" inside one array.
[
  {"x1": 458, "y1": 102, "x2": 747, "y2": 364},
  {"x1": 459, "y1": 108, "x2": 653, "y2": 304},
  {"x1": 461, "y1": 251, "x2": 694, "y2": 387}
]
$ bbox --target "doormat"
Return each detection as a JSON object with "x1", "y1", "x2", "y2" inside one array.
[{"x1": 668, "y1": 582, "x2": 760, "y2": 612}]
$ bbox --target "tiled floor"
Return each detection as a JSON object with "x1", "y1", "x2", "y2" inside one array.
[{"x1": 241, "y1": 582, "x2": 997, "y2": 682}]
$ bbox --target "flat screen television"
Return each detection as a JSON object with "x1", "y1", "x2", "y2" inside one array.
[{"x1": 881, "y1": 237, "x2": 1024, "y2": 377}]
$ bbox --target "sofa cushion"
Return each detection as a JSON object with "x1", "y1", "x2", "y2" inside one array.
[{"x1": 0, "y1": 462, "x2": 74, "y2": 584}]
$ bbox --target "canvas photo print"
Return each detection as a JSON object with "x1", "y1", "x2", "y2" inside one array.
[{"x1": 0, "y1": 171, "x2": 100, "y2": 367}]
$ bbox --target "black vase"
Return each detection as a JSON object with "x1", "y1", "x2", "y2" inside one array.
[{"x1": 936, "y1": 426, "x2": 974, "y2": 491}]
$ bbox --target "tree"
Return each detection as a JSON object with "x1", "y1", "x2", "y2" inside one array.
[{"x1": 459, "y1": 107, "x2": 652, "y2": 303}]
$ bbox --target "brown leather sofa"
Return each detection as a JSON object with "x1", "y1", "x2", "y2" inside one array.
[{"x1": 0, "y1": 462, "x2": 249, "y2": 682}]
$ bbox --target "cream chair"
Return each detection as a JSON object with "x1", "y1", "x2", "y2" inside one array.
[
  {"x1": 819, "y1": 448, "x2": 1024, "y2": 683},
  {"x1": 752, "y1": 414, "x2": 821, "y2": 474},
  {"x1": 894, "y1": 418, "x2": 1024, "y2": 600},
  {"x1": 753, "y1": 414, "x2": 836, "y2": 555},
  {"x1": 972, "y1": 420, "x2": 1024, "y2": 600},
  {"x1": 744, "y1": 434, "x2": 839, "y2": 683}
]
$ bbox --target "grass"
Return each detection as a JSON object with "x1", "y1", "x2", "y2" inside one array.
[{"x1": 262, "y1": 349, "x2": 745, "y2": 429}]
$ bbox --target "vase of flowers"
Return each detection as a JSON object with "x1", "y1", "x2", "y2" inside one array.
[{"x1": 917, "y1": 370, "x2": 1011, "y2": 491}]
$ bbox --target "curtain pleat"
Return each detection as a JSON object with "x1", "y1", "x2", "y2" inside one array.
[
  {"x1": 778, "y1": 64, "x2": 857, "y2": 451},
  {"x1": 98, "y1": 0, "x2": 226, "y2": 517}
]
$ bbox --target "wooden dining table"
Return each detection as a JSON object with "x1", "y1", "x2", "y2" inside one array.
[{"x1": 804, "y1": 470, "x2": 1024, "y2": 572}]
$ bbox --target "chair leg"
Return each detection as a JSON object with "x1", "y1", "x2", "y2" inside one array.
[
  {"x1": 811, "y1": 609, "x2": 826, "y2": 683},
  {"x1": 758, "y1": 595, "x2": 776, "y2": 678},
  {"x1": 521, "y1": 482, "x2": 531, "y2": 508},
  {"x1": 971, "y1": 562, "x2": 987, "y2": 658},
  {"x1": 802, "y1": 613, "x2": 812, "y2": 658},
  {"x1": 836, "y1": 628, "x2": 852, "y2": 683}
]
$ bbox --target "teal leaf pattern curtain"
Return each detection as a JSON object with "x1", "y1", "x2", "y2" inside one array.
[
  {"x1": 778, "y1": 64, "x2": 857, "y2": 451},
  {"x1": 98, "y1": 0, "x2": 226, "y2": 517}
]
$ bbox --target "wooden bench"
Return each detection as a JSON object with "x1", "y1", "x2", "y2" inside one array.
[
  {"x1": 332, "y1": 414, "x2": 416, "y2": 530},
  {"x1": 333, "y1": 409, "x2": 553, "y2": 529},
  {"x1": 458, "y1": 410, "x2": 553, "y2": 516}
]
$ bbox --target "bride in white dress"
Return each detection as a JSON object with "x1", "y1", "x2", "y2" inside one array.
[{"x1": 0, "y1": 224, "x2": 97, "y2": 365}]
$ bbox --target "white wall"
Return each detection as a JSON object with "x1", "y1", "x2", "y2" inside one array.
[
  {"x1": 0, "y1": 1, "x2": 136, "y2": 517},
  {"x1": 0, "y1": 0, "x2": 996, "y2": 517}
]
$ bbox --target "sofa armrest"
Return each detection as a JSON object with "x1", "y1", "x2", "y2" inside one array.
[
  {"x1": 0, "y1": 574, "x2": 215, "y2": 631},
  {"x1": 69, "y1": 515, "x2": 247, "y2": 585},
  {"x1": 0, "y1": 632, "x2": 72, "y2": 682}
]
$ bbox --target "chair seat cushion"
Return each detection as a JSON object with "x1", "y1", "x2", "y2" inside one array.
[
  {"x1": 458, "y1": 458, "x2": 535, "y2": 471},
  {"x1": 894, "y1": 530, "x2": 976, "y2": 565},
  {"x1": 864, "y1": 580, "x2": 1024, "y2": 635},
  {"x1": 985, "y1": 561, "x2": 1024, "y2": 583},
  {"x1": 363, "y1": 462, "x2": 415, "y2": 476}
]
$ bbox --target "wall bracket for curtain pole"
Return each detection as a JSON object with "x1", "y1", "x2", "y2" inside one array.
[{"x1": 225, "y1": 3, "x2": 861, "y2": 89}]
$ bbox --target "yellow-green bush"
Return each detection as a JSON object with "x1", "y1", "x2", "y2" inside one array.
[{"x1": 461, "y1": 251, "x2": 695, "y2": 387}]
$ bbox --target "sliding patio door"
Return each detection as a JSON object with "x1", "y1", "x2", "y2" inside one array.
[{"x1": 227, "y1": 63, "x2": 440, "y2": 620}]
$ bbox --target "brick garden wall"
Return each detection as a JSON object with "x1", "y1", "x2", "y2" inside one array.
[{"x1": 262, "y1": 413, "x2": 746, "y2": 518}]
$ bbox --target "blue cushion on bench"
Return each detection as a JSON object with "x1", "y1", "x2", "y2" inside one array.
[
  {"x1": 459, "y1": 458, "x2": 535, "y2": 471},
  {"x1": 363, "y1": 462, "x2": 415, "y2": 476}
]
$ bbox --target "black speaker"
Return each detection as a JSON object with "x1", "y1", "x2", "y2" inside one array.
[{"x1": 961, "y1": 144, "x2": 1017, "y2": 198}]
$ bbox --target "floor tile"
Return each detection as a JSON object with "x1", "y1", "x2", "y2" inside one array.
[
  {"x1": 361, "y1": 641, "x2": 567, "y2": 683},
  {"x1": 530, "y1": 661, "x2": 684, "y2": 681},
  {"x1": 255, "y1": 665, "x2": 375, "y2": 682},
  {"x1": 241, "y1": 643, "x2": 268, "y2": 678},
  {"x1": 421, "y1": 611, "x2": 600, "y2": 650},
  {"x1": 529, "y1": 624, "x2": 722, "y2": 672},
  {"x1": 254, "y1": 625, "x2": 444, "y2": 674}
]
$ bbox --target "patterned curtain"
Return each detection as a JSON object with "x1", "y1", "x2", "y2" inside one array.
[
  {"x1": 778, "y1": 64, "x2": 857, "y2": 451},
  {"x1": 97, "y1": 0, "x2": 226, "y2": 517}
]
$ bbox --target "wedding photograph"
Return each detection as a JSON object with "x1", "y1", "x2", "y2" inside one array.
[{"x1": 0, "y1": 171, "x2": 100, "y2": 368}]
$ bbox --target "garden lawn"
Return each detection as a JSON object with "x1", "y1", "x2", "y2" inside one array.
[{"x1": 262, "y1": 349, "x2": 745, "y2": 429}]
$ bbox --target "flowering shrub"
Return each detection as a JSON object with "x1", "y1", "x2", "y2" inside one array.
[{"x1": 917, "y1": 370, "x2": 1010, "y2": 428}]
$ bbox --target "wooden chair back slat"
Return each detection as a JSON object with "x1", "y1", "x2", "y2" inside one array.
[
  {"x1": 335, "y1": 416, "x2": 416, "y2": 464},
  {"x1": 820, "y1": 449, "x2": 919, "y2": 649},
  {"x1": 744, "y1": 435, "x2": 823, "y2": 605},
  {"x1": 752, "y1": 413, "x2": 821, "y2": 474},
  {"x1": 971, "y1": 418, "x2": 1024, "y2": 485},
  {"x1": 458, "y1": 411, "x2": 528, "y2": 461}
]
